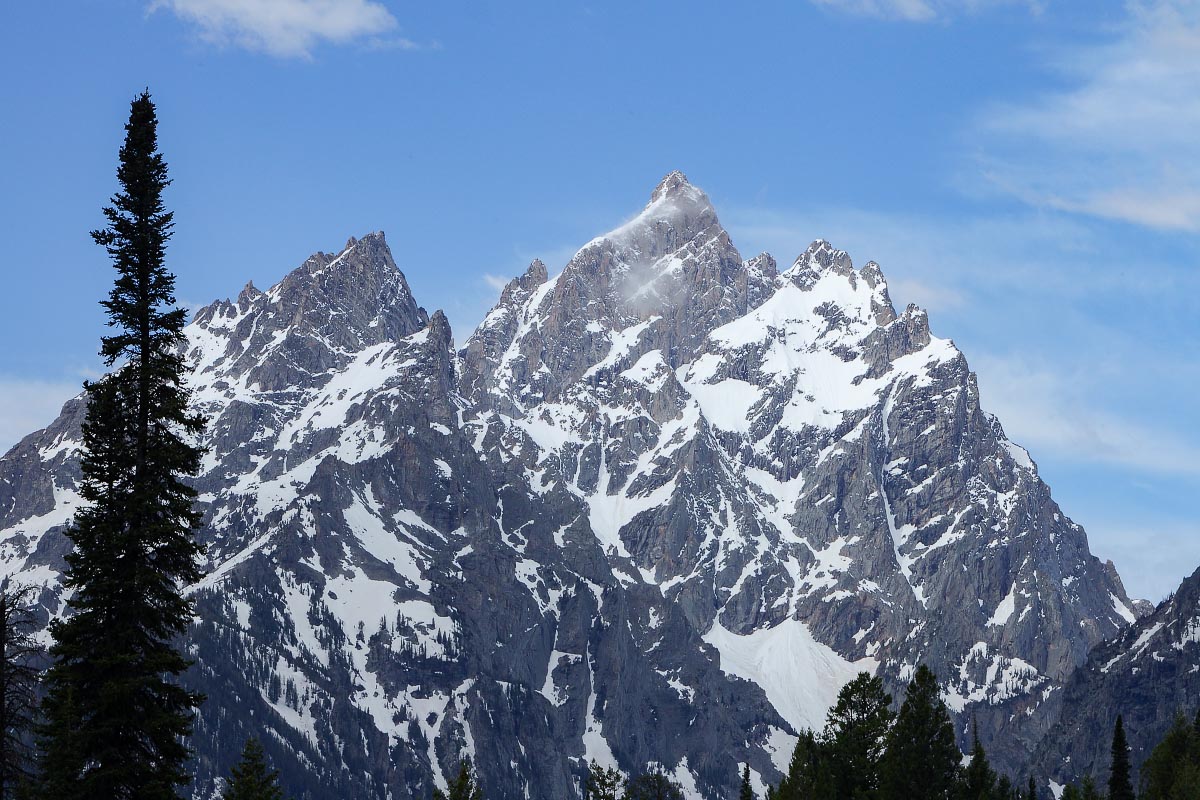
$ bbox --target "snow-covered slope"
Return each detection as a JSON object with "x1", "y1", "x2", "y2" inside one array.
[{"x1": 0, "y1": 172, "x2": 1139, "y2": 799}]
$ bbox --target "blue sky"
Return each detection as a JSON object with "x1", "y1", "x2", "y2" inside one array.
[{"x1": 1, "y1": 0, "x2": 1197, "y2": 601}]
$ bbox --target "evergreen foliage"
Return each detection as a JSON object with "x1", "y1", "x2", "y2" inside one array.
[
  {"x1": 222, "y1": 739, "x2": 284, "y2": 800},
  {"x1": 960, "y1": 723, "x2": 997, "y2": 800},
  {"x1": 739, "y1": 764, "x2": 754, "y2": 800},
  {"x1": 1107, "y1": 715, "x2": 1135, "y2": 800},
  {"x1": 879, "y1": 665, "x2": 959, "y2": 800},
  {"x1": 823, "y1": 671, "x2": 893, "y2": 799},
  {"x1": 37, "y1": 91, "x2": 206, "y2": 799},
  {"x1": 1140, "y1": 712, "x2": 1200, "y2": 800},
  {"x1": 585, "y1": 762, "x2": 624, "y2": 800},
  {"x1": 433, "y1": 759, "x2": 484, "y2": 800},
  {"x1": 0, "y1": 582, "x2": 39, "y2": 800},
  {"x1": 622, "y1": 773, "x2": 684, "y2": 800},
  {"x1": 772, "y1": 729, "x2": 833, "y2": 800}
]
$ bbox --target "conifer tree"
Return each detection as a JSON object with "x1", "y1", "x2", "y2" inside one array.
[
  {"x1": 1140, "y1": 712, "x2": 1200, "y2": 800},
  {"x1": 586, "y1": 761, "x2": 624, "y2": 800},
  {"x1": 824, "y1": 672, "x2": 893, "y2": 800},
  {"x1": 222, "y1": 739, "x2": 284, "y2": 800},
  {"x1": 1061, "y1": 777, "x2": 1099, "y2": 800},
  {"x1": 879, "y1": 665, "x2": 960, "y2": 800},
  {"x1": 37, "y1": 91, "x2": 206, "y2": 799},
  {"x1": 1025, "y1": 776, "x2": 1037, "y2": 800},
  {"x1": 0, "y1": 582, "x2": 39, "y2": 799},
  {"x1": 1078, "y1": 776, "x2": 1102, "y2": 800},
  {"x1": 622, "y1": 773, "x2": 684, "y2": 800},
  {"x1": 774, "y1": 729, "x2": 832, "y2": 800},
  {"x1": 1107, "y1": 716, "x2": 1135, "y2": 800},
  {"x1": 739, "y1": 764, "x2": 754, "y2": 800},
  {"x1": 434, "y1": 759, "x2": 484, "y2": 800},
  {"x1": 959, "y1": 723, "x2": 996, "y2": 800}
]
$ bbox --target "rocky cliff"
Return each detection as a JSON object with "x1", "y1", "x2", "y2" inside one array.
[{"x1": 0, "y1": 173, "x2": 1140, "y2": 799}]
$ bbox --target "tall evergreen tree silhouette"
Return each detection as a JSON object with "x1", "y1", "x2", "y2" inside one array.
[
  {"x1": 959, "y1": 722, "x2": 996, "y2": 800},
  {"x1": 0, "y1": 581, "x2": 39, "y2": 799},
  {"x1": 38, "y1": 91, "x2": 206, "y2": 799},
  {"x1": 880, "y1": 665, "x2": 959, "y2": 800},
  {"x1": 825, "y1": 672, "x2": 893, "y2": 800},
  {"x1": 1107, "y1": 716, "x2": 1135, "y2": 800},
  {"x1": 739, "y1": 764, "x2": 754, "y2": 800}
]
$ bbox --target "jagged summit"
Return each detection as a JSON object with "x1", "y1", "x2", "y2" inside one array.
[
  {"x1": 0, "y1": 175, "x2": 1142, "y2": 800},
  {"x1": 649, "y1": 169, "x2": 694, "y2": 203},
  {"x1": 788, "y1": 238, "x2": 854, "y2": 275}
]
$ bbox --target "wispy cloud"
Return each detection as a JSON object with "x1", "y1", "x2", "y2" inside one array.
[
  {"x1": 973, "y1": 354, "x2": 1200, "y2": 478},
  {"x1": 725, "y1": 202, "x2": 1200, "y2": 307},
  {"x1": 151, "y1": 0, "x2": 414, "y2": 58},
  {"x1": 810, "y1": 0, "x2": 1039, "y2": 22},
  {"x1": 481, "y1": 273, "x2": 510, "y2": 292},
  {"x1": 725, "y1": 204, "x2": 1098, "y2": 308},
  {"x1": 886, "y1": 277, "x2": 967, "y2": 312},
  {"x1": 973, "y1": 0, "x2": 1200, "y2": 230},
  {"x1": 1083, "y1": 518, "x2": 1200, "y2": 603},
  {"x1": 0, "y1": 378, "x2": 80, "y2": 455},
  {"x1": 726, "y1": 200, "x2": 1200, "y2": 472}
]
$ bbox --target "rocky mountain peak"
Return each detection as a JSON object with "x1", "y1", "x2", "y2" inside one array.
[
  {"x1": 785, "y1": 239, "x2": 855, "y2": 282},
  {"x1": 499, "y1": 259, "x2": 549, "y2": 306},
  {"x1": 649, "y1": 169, "x2": 694, "y2": 203},
  {"x1": 269, "y1": 231, "x2": 427, "y2": 344},
  {"x1": 236, "y1": 280, "x2": 263, "y2": 308},
  {"x1": 427, "y1": 308, "x2": 453, "y2": 349}
]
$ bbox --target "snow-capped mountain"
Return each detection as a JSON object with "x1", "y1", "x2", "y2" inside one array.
[{"x1": 0, "y1": 172, "x2": 1141, "y2": 799}]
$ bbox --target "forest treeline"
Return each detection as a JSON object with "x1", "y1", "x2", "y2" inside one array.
[{"x1": 409, "y1": 665, "x2": 1200, "y2": 800}]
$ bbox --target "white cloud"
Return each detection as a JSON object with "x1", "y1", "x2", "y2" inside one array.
[
  {"x1": 724, "y1": 204, "x2": 1097, "y2": 306},
  {"x1": 886, "y1": 277, "x2": 967, "y2": 312},
  {"x1": 1083, "y1": 518, "x2": 1200, "y2": 603},
  {"x1": 481, "y1": 273, "x2": 510, "y2": 292},
  {"x1": 972, "y1": 354, "x2": 1200, "y2": 477},
  {"x1": 811, "y1": 0, "x2": 937, "y2": 20},
  {"x1": 725, "y1": 201, "x2": 1200, "y2": 308},
  {"x1": 0, "y1": 379, "x2": 80, "y2": 455},
  {"x1": 974, "y1": 0, "x2": 1200, "y2": 230},
  {"x1": 810, "y1": 0, "x2": 1038, "y2": 21},
  {"x1": 151, "y1": 0, "x2": 405, "y2": 58}
]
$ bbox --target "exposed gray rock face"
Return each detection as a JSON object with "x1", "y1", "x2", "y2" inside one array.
[
  {"x1": 1033, "y1": 566, "x2": 1200, "y2": 789},
  {"x1": 0, "y1": 176, "x2": 1140, "y2": 798}
]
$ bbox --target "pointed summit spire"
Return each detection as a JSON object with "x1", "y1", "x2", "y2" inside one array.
[
  {"x1": 650, "y1": 170, "x2": 692, "y2": 203},
  {"x1": 237, "y1": 281, "x2": 263, "y2": 307}
]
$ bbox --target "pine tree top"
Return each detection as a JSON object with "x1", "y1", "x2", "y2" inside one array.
[{"x1": 222, "y1": 738, "x2": 284, "y2": 800}]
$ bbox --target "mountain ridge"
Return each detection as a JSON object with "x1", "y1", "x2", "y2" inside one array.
[{"x1": 0, "y1": 172, "x2": 1142, "y2": 799}]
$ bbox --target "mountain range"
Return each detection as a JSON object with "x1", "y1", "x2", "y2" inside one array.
[{"x1": 0, "y1": 172, "x2": 1162, "y2": 799}]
